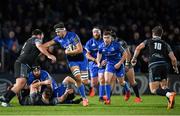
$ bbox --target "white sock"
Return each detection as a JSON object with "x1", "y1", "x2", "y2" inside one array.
[{"x1": 166, "y1": 92, "x2": 172, "y2": 98}]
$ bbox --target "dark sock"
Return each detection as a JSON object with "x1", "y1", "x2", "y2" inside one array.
[
  {"x1": 156, "y1": 88, "x2": 167, "y2": 96},
  {"x1": 164, "y1": 88, "x2": 171, "y2": 93},
  {"x1": 3, "y1": 90, "x2": 16, "y2": 103},
  {"x1": 85, "y1": 83, "x2": 91, "y2": 90},
  {"x1": 166, "y1": 97, "x2": 170, "y2": 102},
  {"x1": 72, "y1": 98, "x2": 83, "y2": 104},
  {"x1": 164, "y1": 88, "x2": 171, "y2": 102},
  {"x1": 110, "y1": 91, "x2": 112, "y2": 96},
  {"x1": 132, "y1": 84, "x2": 140, "y2": 98}
]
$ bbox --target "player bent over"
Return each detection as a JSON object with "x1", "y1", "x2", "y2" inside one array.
[{"x1": 0, "y1": 29, "x2": 56, "y2": 107}]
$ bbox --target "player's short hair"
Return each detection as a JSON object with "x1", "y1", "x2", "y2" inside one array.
[
  {"x1": 54, "y1": 22, "x2": 66, "y2": 32},
  {"x1": 103, "y1": 27, "x2": 116, "y2": 38},
  {"x1": 103, "y1": 30, "x2": 112, "y2": 36},
  {"x1": 92, "y1": 26, "x2": 101, "y2": 33},
  {"x1": 152, "y1": 26, "x2": 163, "y2": 37},
  {"x1": 31, "y1": 65, "x2": 41, "y2": 71},
  {"x1": 110, "y1": 30, "x2": 116, "y2": 39},
  {"x1": 32, "y1": 29, "x2": 43, "y2": 35}
]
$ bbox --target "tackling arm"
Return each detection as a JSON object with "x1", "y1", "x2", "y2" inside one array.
[
  {"x1": 131, "y1": 42, "x2": 145, "y2": 66},
  {"x1": 36, "y1": 40, "x2": 56, "y2": 62}
]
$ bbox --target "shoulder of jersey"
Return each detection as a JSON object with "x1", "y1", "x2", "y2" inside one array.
[
  {"x1": 41, "y1": 70, "x2": 48, "y2": 74},
  {"x1": 68, "y1": 31, "x2": 76, "y2": 36}
]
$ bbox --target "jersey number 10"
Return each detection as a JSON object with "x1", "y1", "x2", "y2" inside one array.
[{"x1": 154, "y1": 42, "x2": 162, "y2": 50}]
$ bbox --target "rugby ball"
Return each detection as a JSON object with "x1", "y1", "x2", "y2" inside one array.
[{"x1": 67, "y1": 44, "x2": 76, "y2": 51}]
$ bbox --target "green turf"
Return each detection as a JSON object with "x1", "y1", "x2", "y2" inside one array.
[{"x1": 0, "y1": 95, "x2": 180, "y2": 115}]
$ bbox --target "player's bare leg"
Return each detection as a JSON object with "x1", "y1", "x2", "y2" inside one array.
[
  {"x1": 149, "y1": 80, "x2": 176, "y2": 109},
  {"x1": 0, "y1": 77, "x2": 26, "y2": 107},
  {"x1": 89, "y1": 77, "x2": 98, "y2": 97},
  {"x1": 160, "y1": 79, "x2": 176, "y2": 109}
]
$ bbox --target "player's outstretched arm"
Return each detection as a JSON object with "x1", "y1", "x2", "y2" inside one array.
[
  {"x1": 36, "y1": 40, "x2": 56, "y2": 62},
  {"x1": 125, "y1": 48, "x2": 132, "y2": 64},
  {"x1": 168, "y1": 52, "x2": 179, "y2": 74},
  {"x1": 131, "y1": 42, "x2": 145, "y2": 66}
]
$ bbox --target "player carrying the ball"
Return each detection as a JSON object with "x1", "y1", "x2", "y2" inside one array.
[{"x1": 39, "y1": 22, "x2": 88, "y2": 106}]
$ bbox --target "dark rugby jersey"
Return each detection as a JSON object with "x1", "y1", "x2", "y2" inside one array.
[
  {"x1": 17, "y1": 37, "x2": 42, "y2": 65},
  {"x1": 116, "y1": 39, "x2": 128, "y2": 50},
  {"x1": 143, "y1": 37, "x2": 172, "y2": 67}
]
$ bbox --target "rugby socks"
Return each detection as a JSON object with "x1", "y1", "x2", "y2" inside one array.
[
  {"x1": 132, "y1": 84, "x2": 140, "y2": 98},
  {"x1": 122, "y1": 82, "x2": 130, "y2": 92},
  {"x1": 156, "y1": 88, "x2": 167, "y2": 96},
  {"x1": 156, "y1": 88, "x2": 173, "y2": 98},
  {"x1": 99, "y1": 85, "x2": 105, "y2": 98},
  {"x1": 105, "y1": 85, "x2": 111, "y2": 100},
  {"x1": 78, "y1": 84, "x2": 86, "y2": 98},
  {"x1": 164, "y1": 88, "x2": 172, "y2": 98},
  {"x1": 3, "y1": 90, "x2": 16, "y2": 103}
]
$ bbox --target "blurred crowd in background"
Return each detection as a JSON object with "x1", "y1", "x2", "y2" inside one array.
[{"x1": 0, "y1": 0, "x2": 179, "y2": 74}]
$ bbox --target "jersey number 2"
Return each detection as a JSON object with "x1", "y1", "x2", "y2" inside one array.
[{"x1": 154, "y1": 42, "x2": 162, "y2": 50}]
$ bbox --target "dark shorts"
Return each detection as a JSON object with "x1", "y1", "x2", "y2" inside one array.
[
  {"x1": 149, "y1": 63, "x2": 168, "y2": 82},
  {"x1": 18, "y1": 89, "x2": 31, "y2": 105},
  {"x1": 14, "y1": 61, "x2": 31, "y2": 79}
]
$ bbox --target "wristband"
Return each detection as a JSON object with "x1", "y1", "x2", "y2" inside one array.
[{"x1": 125, "y1": 61, "x2": 130, "y2": 66}]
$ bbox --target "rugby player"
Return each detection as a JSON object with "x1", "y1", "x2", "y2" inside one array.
[
  {"x1": 39, "y1": 22, "x2": 88, "y2": 106},
  {"x1": 131, "y1": 26, "x2": 179, "y2": 109},
  {"x1": 85, "y1": 27, "x2": 104, "y2": 97},
  {"x1": 97, "y1": 30, "x2": 130, "y2": 104},
  {"x1": 0, "y1": 29, "x2": 56, "y2": 107}
]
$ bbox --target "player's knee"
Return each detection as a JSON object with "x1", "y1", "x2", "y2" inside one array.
[
  {"x1": 91, "y1": 78, "x2": 98, "y2": 85},
  {"x1": 75, "y1": 78, "x2": 82, "y2": 86},
  {"x1": 13, "y1": 78, "x2": 26, "y2": 91},
  {"x1": 118, "y1": 79, "x2": 125, "y2": 85},
  {"x1": 105, "y1": 80, "x2": 111, "y2": 85},
  {"x1": 16, "y1": 78, "x2": 26, "y2": 85},
  {"x1": 150, "y1": 89, "x2": 157, "y2": 94},
  {"x1": 130, "y1": 81, "x2": 137, "y2": 87},
  {"x1": 99, "y1": 78, "x2": 105, "y2": 85},
  {"x1": 82, "y1": 79, "x2": 89, "y2": 85}
]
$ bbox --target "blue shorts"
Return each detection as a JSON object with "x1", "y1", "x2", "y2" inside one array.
[
  {"x1": 105, "y1": 63, "x2": 125, "y2": 78},
  {"x1": 89, "y1": 61, "x2": 98, "y2": 78},
  {"x1": 98, "y1": 66, "x2": 105, "y2": 74},
  {"x1": 53, "y1": 84, "x2": 66, "y2": 97},
  {"x1": 68, "y1": 58, "x2": 88, "y2": 71}
]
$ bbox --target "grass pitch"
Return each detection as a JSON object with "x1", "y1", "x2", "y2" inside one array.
[{"x1": 0, "y1": 95, "x2": 179, "y2": 115}]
